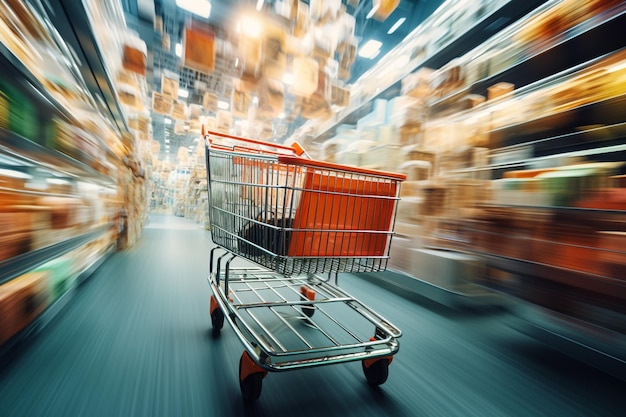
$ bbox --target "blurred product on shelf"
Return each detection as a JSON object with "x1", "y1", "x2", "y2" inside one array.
[
  {"x1": 0, "y1": 0, "x2": 150, "y2": 350},
  {"x1": 0, "y1": 271, "x2": 49, "y2": 345}
]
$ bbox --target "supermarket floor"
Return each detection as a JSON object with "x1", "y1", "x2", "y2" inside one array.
[{"x1": 1, "y1": 215, "x2": 624, "y2": 417}]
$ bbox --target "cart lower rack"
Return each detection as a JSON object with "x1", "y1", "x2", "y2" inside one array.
[
  {"x1": 204, "y1": 130, "x2": 406, "y2": 402},
  {"x1": 209, "y1": 249, "x2": 401, "y2": 401}
]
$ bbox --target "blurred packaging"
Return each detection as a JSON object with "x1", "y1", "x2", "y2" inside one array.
[
  {"x1": 152, "y1": 92, "x2": 173, "y2": 116},
  {"x1": 401, "y1": 67, "x2": 434, "y2": 98},
  {"x1": 258, "y1": 78, "x2": 285, "y2": 119},
  {"x1": 203, "y1": 92, "x2": 218, "y2": 113},
  {"x1": 183, "y1": 21, "x2": 215, "y2": 73},
  {"x1": 291, "y1": 57, "x2": 319, "y2": 97},
  {"x1": 372, "y1": 0, "x2": 400, "y2": 22},
  {"x1": 0, "y1": 271, "x2": 50, "y2": 345},
  {"x1": 161, "y1": 71, "x2": 179, "y2": 100},
  {"x1": 122, "y1": 31, "x2": 147, "y2": 76}
]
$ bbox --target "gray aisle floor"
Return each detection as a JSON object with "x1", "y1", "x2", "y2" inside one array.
[{"x1": 0, "y1": 214, "x2": 624, "y2": 417}]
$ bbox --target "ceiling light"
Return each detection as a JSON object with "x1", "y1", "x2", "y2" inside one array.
[
  {"x1": 366, "y1": 4, "x2": 379, "y2": 19},
  {"x1": 278, "y1": 112, "x2": 285, "y2": 119},
  {"x1": 217, "y1": 100, "x2": 229, "y2": 110},
  {"x1": 178, "y1": 89, "x2": 189, "y2": 98},
  {"x1": 175, "y1": 43, "x2": 182, "y2": 57},
  {"x1": 176, "y1": 0, "x2": 211, "y2": 19},
  {"x1": 165, "y1": 118, "x2": 172, "y2": 125},
  {"x1": 241, "y1": 16, "x2": 262, "y2": 38},
  {"x1": 358, "y1": 40, "x2": 382, "y2": 59},
  {"x1": 165, "y1": 139, "x2": 170, "y2": 144},
  {"x1": 282, "y1": 73, "x2": 294, "y2": 85},
  {"x1": 256, "y1": 0, "x2": 264, "y2": 11},
  {"x1": 388, "y1": 17, "x2": 406, "y2": 35}
]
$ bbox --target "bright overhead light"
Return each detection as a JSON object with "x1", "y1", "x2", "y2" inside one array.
[
  {"x1": 366, "y1": 4, "x2": 379, "y2": 19},
  {"x1": 165, "y1": 139, "x2": 170, "y2": 144},
  {"x1": 282, "y1": 73, "x2": 294, "y2": 85},
  {"x1": 178, "y1": 89, "x2": 189, "y2": 98},
  {"x1": 241, "y1": 16, "x2": 262, "y2": 38},
  {"x1": 358, "y1": 40, "x2": 382, "y2": 59},
  {"x1": 175, "y1": 43, "x2": 182, "y2": 57},
  {"x1": 217, "y1": 100, "x2": 229, "y2": 110},
  {"x1": 176, "y1": 0, "x2": 211, "y2": 19},
  {"x1": 256, "y1": 0, "x2": 264, "y2": 11},
  {"x1": 388, "y1": 17, "x2": 406, "y2": 35},
  {"x1": 278, "y1": 112, "x2": 285, "y2": 119},
  {"x1": 165, "y1": 118, "x2": 172, "y2": 125}
]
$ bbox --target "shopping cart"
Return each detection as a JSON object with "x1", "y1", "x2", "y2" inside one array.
[{"x1": 204, "y1": 129, "x2": 406, "y2": 402}]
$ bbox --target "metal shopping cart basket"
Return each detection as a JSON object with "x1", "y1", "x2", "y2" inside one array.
[{"x1": 204, "y1": 129, "x2": 406, "y2": 402}]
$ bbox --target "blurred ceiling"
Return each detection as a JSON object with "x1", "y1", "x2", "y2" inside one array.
[{"x1": 120, "y1": 0, "x2": 446, "y2": 164}]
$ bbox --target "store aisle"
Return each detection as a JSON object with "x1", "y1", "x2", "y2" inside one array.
[{"x1": 0, "y1": 215, "x2": 624, "y2": 417}]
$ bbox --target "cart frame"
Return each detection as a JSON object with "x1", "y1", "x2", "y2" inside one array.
[{"x1": 204, "y1": 129, "x2": 405, "y2": 401}]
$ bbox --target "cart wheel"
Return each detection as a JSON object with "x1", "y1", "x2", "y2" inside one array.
[
  {"x1": 302, "y1": 303, "x2": 315, "y2": 318},
  {"x1": 239, "y1": 351, "x2": 266, "y2": 402},
  {"x1": 211, "y1": 308, "x2": 224, "y2": 334},
  {"x1": 300, "y1": 286, "x2": 315, "y2": 318},
  {"x1": 362, "y1": 358, "x2": 389, "y2": 386},
  {"x1": 210, "y1": 296, "x2": 224, "y2": 335}
]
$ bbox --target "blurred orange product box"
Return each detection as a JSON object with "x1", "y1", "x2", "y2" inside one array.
[
  {"x1": 487, "y1": 82, "x2": 515, "y2": 101},
  {"x1": 598, "y1": 232, "x2": 626, "y2": 278},
  {"x1": 122, "y1": 34, "x2": 147, "y2": 76},
  {"x1": 531, "y1": 225, "x2": 604, "y2": 276},
  {"x1": 183, "y1": 22, "x2": 215, "y2": 73},
  {"x1": 0, "y1": 232, "x2": 30, "y2": 262},
  {"x1": 0, "y1": 272, "x2": 50, "y2": 345},
  {"x1": 0, "y1": 211, "x2": 32, "y2": 234},
  {"x1": 372, "y1": 0, "x2": 400, "y2": 21}
]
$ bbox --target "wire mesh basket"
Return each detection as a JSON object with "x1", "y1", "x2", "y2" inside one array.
[{"x1": 205, "y1": 130, "x2": 406, "y2": 275}]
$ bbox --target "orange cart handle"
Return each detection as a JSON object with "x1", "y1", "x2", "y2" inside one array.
[
  {"x1": 211, "y1": 142, "x2": 293, "y2": 156},
  {"x1": 203, "y1": 128, "x2": 305, "y2": 156},
  {"x1": 277, "y1": 155, "x2": 407, "y2": 181}
]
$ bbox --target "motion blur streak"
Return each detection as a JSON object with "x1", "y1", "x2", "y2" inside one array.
[{"x1": 0, "y1": 215, "x2": 624, "y2": 417}]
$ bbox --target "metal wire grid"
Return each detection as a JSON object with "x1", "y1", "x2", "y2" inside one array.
[
  {"x1": 211, "y1": 267, "x2": 401, "y2": 369},
  {"x1": 206, "y1": 146, "x2": 401, "y2": 275}
]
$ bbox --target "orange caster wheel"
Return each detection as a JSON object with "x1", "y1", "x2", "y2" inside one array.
[
  {"x1": 239, "y1": 351, "x2": 267, "y2": 402},
  {"x1": 210, "y1": 296, "x2": 224, "y2": 335},
  {"x1": 362, "y1": 358, "x2": 391, "y2": 386}
]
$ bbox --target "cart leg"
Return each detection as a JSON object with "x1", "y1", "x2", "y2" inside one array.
[
  {"x1": 210, "y1": 296, "x2": 224, "y2": 335},
  {"x1": 300, "y1": 286, "x2": 316, "y2": 318},
  {"x1": 239, "y1": 351, "x2": 267, "y2": 402},
  {"x1": 362, "y1": 336, "x2": 393, "y2": 386}
]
